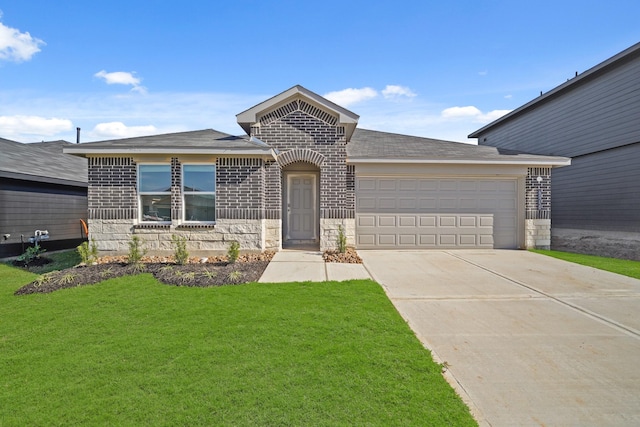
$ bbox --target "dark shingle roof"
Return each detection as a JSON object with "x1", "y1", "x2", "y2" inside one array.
[
  {"x1": 348, "y1": 128, "x2": 570, "y2": 165},
  {"x1": 63, "y1": 129, "x2": 273, "y2": 156},
  {"x1": 0, "y1": 138, "x2": 87, "y2": 186}
]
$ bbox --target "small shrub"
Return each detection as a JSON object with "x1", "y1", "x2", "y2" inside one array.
[
  {"x1": 77, "y1": 238, "x2": 99, "y2": 265},
  {"x1": 17, "y1": 244, "x2": 46, "y2": 266},
  {"x1": 337, "y1": 225, "x2": 347, "y2": 254},
  {"x1": 127, "y1": 235, "x2": 147, "y2": 266},
  {"x1": 58, "y1": 272, "x2": 78, "y2": 285},
  {"x1": 171, "y1": 234, "x2": 189, "y2": 265},
  {"x1": 227, "y1": 241, "x2": 240, "y2": 264},
  {"x1": 34, "y1": 272, "x2": 55, "y2": 287},
  {"x1": 202, "y1": 269, "x2": 217, "y2": 280},
  {"x1": 227, "y1": 270, "x2": 243, "y2": 282}
]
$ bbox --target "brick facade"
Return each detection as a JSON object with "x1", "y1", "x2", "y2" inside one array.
[
  {"x1": 525, "y1": 167, "x2": 552, "y2": 249},
  {"x1": 87, "y1": 157, "x2": 137, "y2": 220},
  {"x1": 525, "y1": 167, "x2": 551, "y2": 219},
  {"x1": 216, "y1": 157, "x2": 264, "y2": 220},
  {"x1": 252, "y1": 102, "x2": 355, "y2": 222}
]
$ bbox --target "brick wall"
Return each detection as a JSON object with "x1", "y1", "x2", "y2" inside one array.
[
  {"x1": 253, "y1": 103, "x2": 354, "y2": 220},
  {"x1": 216, "y1": 157, "x2": 264, "y2": 219},
  {"x1": 88, "y1": 156, "x2": 268, "y2": 222},
  {"x1": 526, "y1": 167, "x2": 551, "y2": 219},
  {"x1": 88, "y1": 157, "x2": 137, "y2": 220}
]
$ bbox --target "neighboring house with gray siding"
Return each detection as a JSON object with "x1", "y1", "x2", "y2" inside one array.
[
  {"x1": 470, "y1": 41, "x2": 640, "y2": 260},
  {"x1": 0, "y1": 138, "x2": 88, "y2": 258},
  {"x1": 65, "y1": 85, "x2": 569, "y2": 255}
]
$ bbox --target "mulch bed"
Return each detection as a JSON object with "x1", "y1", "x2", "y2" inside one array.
[
  {"x1": 13, "y1": 248, "x2": 363, "y2": 296},
  {"x1": 14, "y1": 253, "x2": 274, "y2": 296}
]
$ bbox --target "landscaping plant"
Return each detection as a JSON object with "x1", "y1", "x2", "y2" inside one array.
[
  {"x1": 77, "y1": 238, "x2": 99, "y2": 265},
  {"x1": 227, "y1": 240, "x2": 240, "y2": 264},
  {"x1": 127, "y1": 235, "x2": 147, "y2": 266},
  {"x1": 16, "y1": 243, "x2": 46, "y2": 267},
  {"x1": 337, "y1": 224, "x2": 347, "y2": 254},
  {"x1": 171, "y1": 234, "x2": 189, "y2": 265}
]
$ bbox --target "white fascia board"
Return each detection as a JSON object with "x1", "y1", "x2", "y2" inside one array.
[
  {"x1": 64, "y1": 147, "x2": 278, "y2": 159},
  {"x1": 347, "y1": 157, "x2": 572, "y2": 167}
]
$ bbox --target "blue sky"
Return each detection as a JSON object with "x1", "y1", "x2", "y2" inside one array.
[{"x1": 1, "y1": 1, "x2": 638, "y2": 144}]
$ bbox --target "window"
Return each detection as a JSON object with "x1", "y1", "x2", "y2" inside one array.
[
  {"x1": 138, "y1": 164, "x2": 171, "y2": 222},
  {"x1": 182, "y1": 164, "x2": 216, "y2": 222}
]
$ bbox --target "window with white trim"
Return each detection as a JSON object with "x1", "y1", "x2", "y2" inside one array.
[
  {"x1": 138, "y1": 164, "x2": 171, "y2": 222},
  {"x1": 182, "y1": 164, "x2": 216, "y2": 222}
]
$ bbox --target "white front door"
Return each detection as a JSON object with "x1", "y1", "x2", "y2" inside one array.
[{"x1": 287, "y1": 174, "x2": 317, "y2": 241}]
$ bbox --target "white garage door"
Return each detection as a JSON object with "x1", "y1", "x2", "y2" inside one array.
[{"x1": 356, "y1": 177, "x2": 518, "y2": 249}]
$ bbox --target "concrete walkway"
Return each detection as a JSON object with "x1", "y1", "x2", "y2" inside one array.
[
  {"x1": 258, "y1": 250, "x2": 371, "y2": 282},
  {"x1": 360, "y1": 250, "x2": 640, "y2": 427}
]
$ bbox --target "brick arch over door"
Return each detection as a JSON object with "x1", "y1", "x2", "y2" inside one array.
[{"x1": 276, "y1": 149, "x2": 325, "y2": 169}]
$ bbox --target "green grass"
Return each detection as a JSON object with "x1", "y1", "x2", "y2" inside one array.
[
  {"x1": 532, "y1": 249, "x2": 640, "y2": 279},
  {"x1": 1, "y1": 248, "x2": 81, "y2": 275},
  {"x1": 0, "y1": 264, "x2": 475, "y2": 426}
]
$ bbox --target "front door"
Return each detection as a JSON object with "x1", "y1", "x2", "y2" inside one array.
[{"x1": 286, "y1": 174, "x2": 317, "y2": 241}]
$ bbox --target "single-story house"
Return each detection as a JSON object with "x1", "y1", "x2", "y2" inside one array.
[
  {"x1": 470, "y1": 41, "x2": 640, "y2": 260},
  {"x1": 64, "y1": 85, "x2": 569, "y2": 255},
  {"x1": 0, "y1": 138, "x2": 88, "y2": 258}
]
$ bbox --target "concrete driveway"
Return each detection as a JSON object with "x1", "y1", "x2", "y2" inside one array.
[{"x1": 359, "y1": 250, "x2": 640, "y2": 427}]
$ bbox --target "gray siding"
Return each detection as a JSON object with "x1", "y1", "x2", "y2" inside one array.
[
  {"x1": 0, "y1": 180, "x2": 88, "y2": 245},
  {"x1": 475, "y1": 46, "x2": 640, "y2": 236},
  {"x1": 552, "y1": 144, "x2": 640, "y2": 231},
  {"x1": 478, "y1": 56, "x2": 640, "y2": 157}
]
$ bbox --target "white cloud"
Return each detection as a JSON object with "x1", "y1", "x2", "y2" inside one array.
[
  {"x1": 91, "y1": 122, "x2": 158, "y2": 139},
  {"x1": 323, "y1": 87, "x2": 377, "y2": 107},
  {"x1": 0, "y1": 115, "x2": 72, "y2": 138},
  {"x1": 382, "y1": 85, "x2": 417, "y2": 99},
  {"x1": 94, "y1": 70, "x2": 147, "y2": 94},
  {"x1": 441, "y1": 106, "x2": 482, "y2": 119},
  {"x1": 441, "y1": 106, "x2": 511, "y2": 123},
  {"x1": 504, "y1": 94, "x2": 513, "y2": 99},
  {"x1": 0, "y1": 20, "x2": 45, "y2": 62}
]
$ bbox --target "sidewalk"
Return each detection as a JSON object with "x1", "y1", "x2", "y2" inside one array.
[{"x1": 259, "y1": 250, "x2": 371, "y2": 282}]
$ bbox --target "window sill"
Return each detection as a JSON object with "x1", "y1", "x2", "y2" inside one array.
[
  {"x1": 134, "y1": 223, "x2": 171, "y2": 229},
  {"x1": 175, "y1": 223, "x2": 216, "y2": 229}
]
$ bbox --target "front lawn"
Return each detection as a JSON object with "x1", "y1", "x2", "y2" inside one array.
[
  {"x1": 0, "y1": 264, "x2": 475, "y2": 426},
  {"x1": 532, "y1": 249, "x2": 640, "y2": 279}
]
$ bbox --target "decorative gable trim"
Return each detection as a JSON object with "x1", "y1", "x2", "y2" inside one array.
[
  {"x1": 260, "y1": 99, "x2": 338, "y2": 128},
  {"x1": 276, "y1": 149, "x2": 326, "y2": 168},
  {"x1": 236, "y1": 85, "x2": 359, "y2": 141}
]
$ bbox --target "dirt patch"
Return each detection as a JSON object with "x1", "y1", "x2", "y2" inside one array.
[{"x1": 14, "y1": 253, "x2": 275, "y2": 295}]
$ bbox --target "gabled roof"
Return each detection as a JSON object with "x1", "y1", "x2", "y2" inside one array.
[
  {"x1": 63, "y1": 129, "x2": 275, "y2": 158},
  {"x1": 236, "y1": 85, "x2": 360, "y2": 141},
  {"x1": 0, "y1": 138, "x2": 88, "y2": 186},
  {"x1": 348, "y1": 129, "x2": 570, "y2": 166},
  {"x1": 469, "y1": 41, "x2": 640, "y2": 138}
]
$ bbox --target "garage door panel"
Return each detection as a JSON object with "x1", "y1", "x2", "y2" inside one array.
[
  {"x1": 420, "y1": 216, "x2": 437, "y2": 227},
  {"x1": 398, "y1": 234, "x2": 416, "y2": 245},
  {"x1": 459, "y1": 216, "x2": 477, "y2": 227},
  {"x1": 357, "y1": 215, "x2": 376, "y2": 227},
  {"x1": 439, "y1": 216, "x2": 457, "y2": 227},
  {"x1": 379, "y1": 180, "x2": 397, "y2": 191},
  {"x1": 420, "y1": 198, "x2": 437, "y2": 209},
  {"x1": 378, "y1": 216, "x2": 396, "y2": 227},
  {"x1": 439, "y1": 198, "x2": 458, "y2": 209},
  {"x1": 399, "y1": 198, "x2": 417, "y2": 209},
  {"x1": 378, "y1": 234, "x2": 396, "y2": 245},
  {"x1": 420, "y1": 234, "x2": 437, "y2": 245},
  {"x1": 459, "y1": 235, "x2": 477, "y2": 245},
  {"x1": 356, "y1": 177, "x2": 518, "y2": 249},
  {"x1": 399, "y1": 216, "x2": 416, "y2": 227},
  {"x1": 399, "y1": 180, "x2": 417, "y2": 190}
]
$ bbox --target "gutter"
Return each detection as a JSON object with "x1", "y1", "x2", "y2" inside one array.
[{"x1": 347, "y1": 157, "x2": 571, "y2": 167}]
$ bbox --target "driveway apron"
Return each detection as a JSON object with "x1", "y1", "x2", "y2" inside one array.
[{"x1": 360, "y1": 250, "x2": 640, "y2": 427}]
